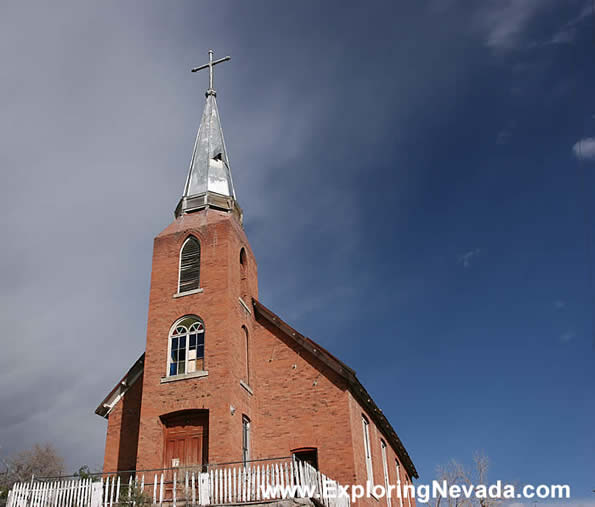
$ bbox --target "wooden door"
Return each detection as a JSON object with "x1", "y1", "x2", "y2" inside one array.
[{"x1": 163, "y1": 411, "x2": 208, "y2": 472}]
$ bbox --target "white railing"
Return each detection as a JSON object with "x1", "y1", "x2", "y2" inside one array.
[
  {"x1": 7, "y1": 479, "x2": 102, "y2": 507},
  {"x1": 7, "y1": 459, "x2": 349, "y2": 507}
]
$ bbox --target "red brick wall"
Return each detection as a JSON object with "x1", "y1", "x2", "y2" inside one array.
[
  {"x1": 347, "y1": 393, "x2": 415, "y2": 507},
  {"x1": 102, "y1": 373, "x2": 143, "y2": 473},
  {"x1": 135, "y1": 210, "x2": 259, "y2": 470},
  {"x1": 248, "y1": 318, "x2": 355, "y2": 484}
]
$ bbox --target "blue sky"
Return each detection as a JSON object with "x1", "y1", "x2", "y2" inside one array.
[{"x1": 0, "y1": 0, "x2": 593, "y2": 503}]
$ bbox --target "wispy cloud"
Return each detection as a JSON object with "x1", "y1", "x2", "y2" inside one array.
[
  {"x1": 554, "y1": 299, "x2": 566, "y2": 310},
  {"x1": 497, "y1": 120, "x2": 517, "y2": 144},
  {"x1": 572, "y1": 137, "x2": 595, "y2": 161},
  {"x1": 550, "y1": 27, "x2": 576, "y2": 44},
  {"x1": 560, "y1": 330, "x2": 574, "y2": 343},
  {"x1": 458, "y1": 248, "x2": 481, "y2": 268},
  {"x1": 549, "y1": 0, "x2": 594, "y2": 45},
  {"x1": 473, "y1": 0, "x2": 593, "y2": 49},
  {"x1": 497, "y1": 128, "x2": 513, "y2": 144},
  {"x1": 473, "y1": 0, "x2": 548, "y2": 49}
]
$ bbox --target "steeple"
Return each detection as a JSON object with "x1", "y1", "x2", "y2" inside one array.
[
  {"x1": 182, "y1": 93, "x2": 235, "y2": 198},
  {"x1": 175, "y1": 50, "x2": 242, "y2": 222}
]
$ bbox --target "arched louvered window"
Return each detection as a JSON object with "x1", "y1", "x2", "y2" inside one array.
[
  {"x1": 178, "y1": 236, "x2": 201, "y2": 293},
  {"x1": 168, "y1": 316, "x2": 205, "y2": 376}
]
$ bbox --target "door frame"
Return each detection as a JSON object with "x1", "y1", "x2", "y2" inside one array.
[{"x1": 160, "y1": 409, "x2": 209, "y2": 471}]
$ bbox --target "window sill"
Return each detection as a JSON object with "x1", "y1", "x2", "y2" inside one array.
[
  {"x1": 160, "y1": 370, "x2": 208, "y2": 383},
  {"x1": 173, "y1": 288, "x2": 204, "y2": 298},
  {"x1": 240, "y1": 380, "x2": 253, "y2": 395},
  {"x1": 238, "y1": 297, "x2": 252, "y2": 314},
  {"x1": 366, "y1": 478, "x2": 379, "y2": 501}
]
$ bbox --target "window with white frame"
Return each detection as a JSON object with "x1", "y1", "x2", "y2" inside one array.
[
  {"x1": 362, "y1": 415, "x2": 374, "y2": 483},
  {"x1": 395, "y1": 461, "x2": 404, "y2": 507},
  {"x1": 404, "y1": 475, "x2": 412, "y2": 507},
  {"x1": 178, "y1": 236, "x2": 201, "y2": 293},
  {"x1": 381, "y1": 440, "x2": 391, "y2": 507},
  {"x1": 242, "y1": 415, "x2": 251, "y2": 465},
  {"x1": 168, "y1": 316, "x2": 205, "y2": 376},
  {"x1": 242, "y1": 326, "x2": 250, "y2": 384}
]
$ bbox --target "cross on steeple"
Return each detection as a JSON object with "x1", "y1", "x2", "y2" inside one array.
[{"x1": 191, "y1": 49, "x2": 231, "y2": 97}]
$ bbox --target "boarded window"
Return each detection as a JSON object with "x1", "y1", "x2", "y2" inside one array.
[{"x1": 179, "y1": 237, "x2": 201, "y2": 293}]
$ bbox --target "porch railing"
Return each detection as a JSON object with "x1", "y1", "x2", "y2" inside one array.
[{"x1": 6, "y1": 458, "x2": 349, "y2": 507}]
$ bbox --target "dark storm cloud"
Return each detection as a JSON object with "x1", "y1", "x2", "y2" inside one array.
[
  {"x1": 0, "y1": 0, "x2": 471, "y2": 469},
  {"x1": 1, "y1": 2, "x2": 593, "y2": 496}
]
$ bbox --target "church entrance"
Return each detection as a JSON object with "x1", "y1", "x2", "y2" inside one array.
[{"x1": 162, "y1": 410, "x2": 209, "y2": 472}]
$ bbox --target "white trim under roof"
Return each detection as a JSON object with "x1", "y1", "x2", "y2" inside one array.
[{"x1": 95, "y1": 354, "x2": 145, "y2": 419}]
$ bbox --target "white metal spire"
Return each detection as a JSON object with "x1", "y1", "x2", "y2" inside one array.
[
  {"x1": 176, "y1": 50, "x2": 240, "y2": 220},
  {"x1": 183, "y1": 92, "x2": 235, "y2": 198}
]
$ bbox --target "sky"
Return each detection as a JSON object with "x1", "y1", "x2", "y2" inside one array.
[{"x1": 0, "y1": 0, "x2": 594, "y2": 504}]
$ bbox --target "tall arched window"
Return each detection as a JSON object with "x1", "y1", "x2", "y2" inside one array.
[
  {"x1": 240, "y1": 248, "x2": 247, "y2": 269},
  {"x1": 242, "y1": 326, "x2": 250, "y2": 384},
  {"x1": 168, "y1": 316, "x2": 205, "y2": 376},
  {"x1": 239, "y1": 247, "x2": 248, "y2": 298},
  {"x1": 178, "y1": 236, "x2": 201, "y2": 293},
  {"x1": 362, "y1": 415, "x2": 373, "y2": 483}
]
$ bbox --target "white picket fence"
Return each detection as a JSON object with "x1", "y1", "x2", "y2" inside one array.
[
  {"x1": 7, "y1": 460, "x2": 349, "y2": 507},
  {"x1": 6, "y1": 479, "x2": 102, "y2": 507}
]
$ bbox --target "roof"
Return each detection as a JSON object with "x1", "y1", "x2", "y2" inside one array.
[
  {"x1": 94, "y1": 302, "x2": 418, "y2": 479},
  {"x1": 252, "y1": 299, "x2": 419, "y2": 480},
  {"x1": 95, "y1": 354, "x2": 144, "y2": 418}
]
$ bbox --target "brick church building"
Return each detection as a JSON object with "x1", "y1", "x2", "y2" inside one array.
[{"x1": 95, "y1": 51, "x2": 418, "y2": 505}]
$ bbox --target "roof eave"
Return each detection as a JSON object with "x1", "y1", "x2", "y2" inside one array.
[{"x1": 94, "y1": 353, "x2": 145, "y2": 419}]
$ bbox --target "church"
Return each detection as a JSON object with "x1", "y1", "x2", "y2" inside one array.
[{"x1": 95, "y1": 51, "x2": 418, "y2": 506}]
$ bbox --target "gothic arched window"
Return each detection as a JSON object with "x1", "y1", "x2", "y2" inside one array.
[
  {"x1": 239, "y1": 247, "x2": 248, "y2": 299},
  {"x1": 168, "y1": 316, "x2": 205, "y2": 376},
  {"x1": 178, "y1": 236, "x2": 201, "y2": 293},
  {"x1": 242, "y1": 325, "x2": 250, "y2": 384}
]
